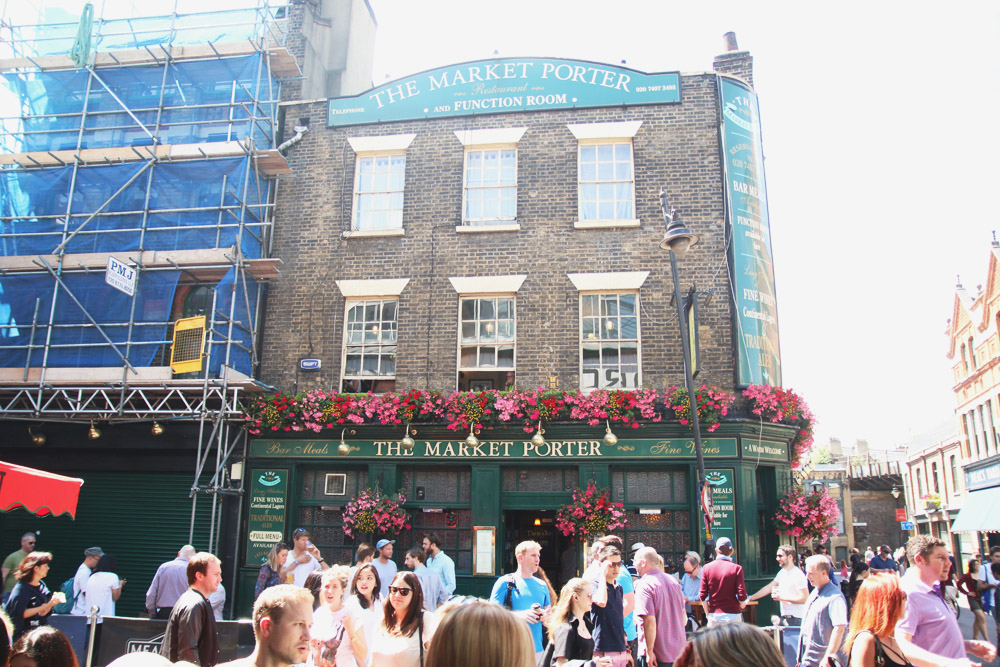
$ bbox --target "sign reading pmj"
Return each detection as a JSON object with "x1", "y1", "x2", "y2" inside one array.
[{"x1": 105, "y1": 256, "x2": 136, "y2": 296}]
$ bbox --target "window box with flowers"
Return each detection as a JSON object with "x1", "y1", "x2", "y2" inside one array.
[
  {"x1": 742, "y1": 385, "x2": 816, "y2": 469},
  {"x1": 920, "y1": 492, "x2": 941, "y2": 511}
]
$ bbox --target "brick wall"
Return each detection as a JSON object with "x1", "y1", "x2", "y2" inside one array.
[
  {"x1": 260, "y1": 56, "x2": 759, "y2": 396},
  {"x1": 852, "y1": 490, "x2": 908, "y2": 552}
]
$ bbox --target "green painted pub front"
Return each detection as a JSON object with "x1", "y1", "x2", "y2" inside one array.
[{"x1": 236, "y1": 420, "x2": 795, "y2": 622}]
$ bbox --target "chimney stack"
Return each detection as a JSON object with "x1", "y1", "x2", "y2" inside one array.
[{"x1": 723, "y1": 32, "x2": 740, "y2": 52}]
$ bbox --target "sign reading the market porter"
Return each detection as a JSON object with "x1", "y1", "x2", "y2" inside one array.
[
  {"x1": 245, "y1": 469, "x2": 288, "y2": 566},
  {"x1": 720, "y1": 76, "x2": 782, "y2": 387},
  {"x1": 250, "y1": 437, "x2": 738, "y2": 460},
  {"x1": 328, "y1": 58, "x2": 680, "y2": 127}
]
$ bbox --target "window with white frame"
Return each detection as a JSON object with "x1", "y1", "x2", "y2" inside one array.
[
  {"x1": 579, "y1": 142, "x2": 634, "y2": 221},
  {"x1": 341, "y1": 299, "x2": 397, "y2": 393},
  {"x1": 567, "y1": 121, "x2": 641, "y2": 227},
  {"x1": 580, "y1": 292, "x2": 640, "y2": 390},
  {"x1": 459, "y1": 296, "x2": 515, "y2": 370},
  {"x1": 463, "y1": 148, "x2": 516, "y2": 225},
  {"x1": 353, "y1": 154, "x2": 405, "y2": 231}
]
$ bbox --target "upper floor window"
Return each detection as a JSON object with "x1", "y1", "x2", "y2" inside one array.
[
  {"x1": 567, "y1": 121, "x2": 642, "y2": 229},
  {"x1": 931, "y1": 461, "x2": 940, "y2": 494},
  {"x1": 950, "y1": 454, "x2": 959, "y2": 490},
  {"x1": 346, "y1": 134, "x2": 415, "y2": 236},
  {"x1": 961, "y1": 343, "x2": 969, "y2": 372},
  {"x1": 454, "y1": 128, "x2": 525, "y2": 230},
  {"x1": 460, "y1": 296, "x2": 515, "y2": 370},
  {"x1": 969, "y1": 336, "x2": 977, "y2": 369},
  {"x1": 580, "y1": 292, "x2": 640, "y2": 391},
  {"x1": 341, "y1": 299, "x2": 397, "y2": 393},
  {"x1": 916, "y1": 469, "x2": 925, "y2": 499}
]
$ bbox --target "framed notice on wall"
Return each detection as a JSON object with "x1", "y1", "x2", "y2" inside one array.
[{"x1": 473, "y1": 526, "x2": 496, "y2": 576}]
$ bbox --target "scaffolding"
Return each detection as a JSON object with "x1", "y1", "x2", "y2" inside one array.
[{"x1": 0, "y1": 1, "x2": 298, "y2": 554}]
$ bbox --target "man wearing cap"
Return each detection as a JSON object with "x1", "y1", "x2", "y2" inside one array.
[
  {"x1": 71, "y1": 547, "x2": 104, "y2": 615},
  {"x1": 147, "y1": 545, "x2": 197, "y2": 619},
  {"x1": 698, "y1": 537, "x2": 746, "y2": 624},
  {"x1": 869, "y1": 544, "x2": 897, "y2": 572},
  {"x1": 283, "y1": 529, "x2": 328, "y2": 587},
  {"x1": 372, "y1": 539, "x2": 397, "y2": 599}
]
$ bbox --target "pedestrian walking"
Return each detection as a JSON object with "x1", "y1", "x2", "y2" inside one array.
[
  {"x1": 796, "y1": 555, "x2": 848, "y2": 667},
  {"x1": 2, "y1": 534, "x2": 37, "y2": 604},
  {"x1": 160, "y1": 552, "x2": 222, "y2": 666},
  {"x1": 588, "y1": 545, "x2": 630, "y2": 667},
  {"x1": 698, "y1": 537, "x2": 746, "y2": 624},
  {"x1": 540, "y1": 577, "x2": 611, "y2": 667},
  {"x1": 345, "y1": 563, "x2": 383, "y2": 659},
  {"x1": 422, "y1": 534, "x2": 456, "y2": 597},
  {"x1": 4, "y1": 552, "x2": 64, "y2": 643},
  {"x1": 404, "y1": 546, "x2": 447, "y2": 612},
  {"x1": 633, "y1": 546, "x2": 686, "y2": 667},
  {"x1": 372, "y1": 539, "x2": 397, "y2": 600},
  {"x1": 371, "y1": 571, "x2": 436, "y2": 667},
  {"x1": 745, "y1": 544, "x2": 807, "y2": 667},
  {"x1": 254, "y1": 543, "x2": 289, "y2": 599},
  {"x1": 957, "y1": 558, "x2": 988, "y2": 642},
  {"x1": 70, "y1": 547, "x2": 103, "y2": 616},
  {"x1": 845, "y1": 573, "x2": 915, "y2": 667},
  {"x1": 489, "y1": 540, "x2": 551, "y2": 657},
  {"x1": 311, "y1": 566, "x2": 366, "y2": 667},
  {"x1": 146, "y1": 545, "x2": 195, "y2": 619}
]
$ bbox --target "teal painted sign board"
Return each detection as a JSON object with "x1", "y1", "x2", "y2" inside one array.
[
  {"x1": 245, "y1": 468, "x2": 288, "y2": 567},
  {"x1": 720, "y1": 76, "x2": 782, "y2": 387},
  {"x1": 741, "y1": 439, "x2": 788, "y2": 463},
  {"x1": 250, "y1": 437, "x2": 737, "y2": 460},
  {"x1": 706, "y1": 468, "x2": 736, "y2": 544},
  {"x1": 328, "y1": 58, "x2": 681, "y2": 127}
]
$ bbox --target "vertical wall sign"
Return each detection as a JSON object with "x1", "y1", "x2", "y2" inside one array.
[
  {"x1": 245, "y1": 469, "x2": 288, "y2": 566},
  {"x1": 705, "y1": 468, "x2": 737, "y2": 546},
  {"x1": 720, "y1": 76, "x2": 782, "y2": 387}
]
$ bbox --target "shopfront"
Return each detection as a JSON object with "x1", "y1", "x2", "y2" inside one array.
[{"x1": 235, "y1": 422, "x2": 793, "y2": 618}]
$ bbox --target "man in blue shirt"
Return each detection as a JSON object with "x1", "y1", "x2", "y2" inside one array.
[
  {"x1": 423, "y1": 533, "x2": 456, "y2": 596},
  {"x1": 869, "y1": 544, "x2": 898, "y2": 572},
  {"x1": 490, "y1": 540, "x2": 551, "y2": 657}
]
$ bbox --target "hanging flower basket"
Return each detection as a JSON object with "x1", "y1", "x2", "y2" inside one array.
[
  {"x1": 663, "y1": 385, "x2": 734, "y2": 432},
  {"x1": 555, "y1": 480, "x2": 629, "y2": 541},
  {"x1": 342, "y1": 488, "x2": 410, "y2": 539},
  {"x1": 743, "y1": 385, "x2": 816, "y2": 469},
  {"x1": 772, "y1": 487, "x2": 840, "y2": 543},
  {"x1": 920, "y1": 492, "x2": 941, "y2": 510}
]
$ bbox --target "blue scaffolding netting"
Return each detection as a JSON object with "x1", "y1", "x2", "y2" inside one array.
[
  {"x1": 0, "y1": 156, "x2": 267, "y2": 258},
  {"x1": 209, "y1": 266, "x2": 258, "y2": 377},
  {"x1": 1, "y1": 54, "x2": 276, "y2": 153}
]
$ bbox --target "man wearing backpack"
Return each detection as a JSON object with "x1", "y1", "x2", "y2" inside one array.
[
  {"x1": 489, "y1": 540, "x2": 551, "y2": 659},
  {"x1": 69, "y1": 547, "x2": 103, "y2": 615}
]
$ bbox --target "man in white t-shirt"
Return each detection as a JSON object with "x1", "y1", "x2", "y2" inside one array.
[
  {"x1": 283, "y1": 528, "x2": 329, "y2": 587},
  {"x1": 746, "y1": 544, "x2": 809, "y2": 667},
  {"x1": 71, "y1": 546, "x2": 103, "y2": 615}
]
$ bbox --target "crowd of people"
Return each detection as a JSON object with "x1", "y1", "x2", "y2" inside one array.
[{"x1": 2, "y1": 530, "x2": 999, "y2": 667}]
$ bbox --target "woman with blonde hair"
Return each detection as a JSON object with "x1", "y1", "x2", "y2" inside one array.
[
  {"x1": 540, "y1": 578, "x2": 611, "y2": 667},
  {"x1": 674, "y1": 623, "x2": 783, "y2": 667},
  {"x1": 254, "y1": 542, "x2": 290, "y2": 599},
  {"x1": 311, "y1": 566, "x2": 366, "y2": 667},
  {"x1": 845, "y1": 572, "x2": 915, "y2": 667},
  {"x1": 425, "y1": 601, "x2": 534, "y2": 667}
]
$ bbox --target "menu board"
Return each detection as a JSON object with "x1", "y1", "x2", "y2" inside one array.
[{"x1": 244, "y1": 469, "x2": 288, "y2": 566}]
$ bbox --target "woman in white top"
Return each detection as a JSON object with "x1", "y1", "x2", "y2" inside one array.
[
  {"x1": 371, "y1": 572, "x2": 436, "y2": 667},
  {"x1": 84, "y1": 554, "x2": 123, "y2": 624},
  {"x1": 310, "y1": 565, "x2": 366, "y2": 667},
  {"x1": 346, "y1": 563, "x2": 384, "y2": 665}
]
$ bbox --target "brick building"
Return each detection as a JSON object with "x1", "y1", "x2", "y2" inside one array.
[{"x1": 239, "y1": 34, "x2": 798, "y2": 616}]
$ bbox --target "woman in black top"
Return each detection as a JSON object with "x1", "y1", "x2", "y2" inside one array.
[
  {"x1": 2, "y1": 552, "x2": 64, "y2": 643},
  {"x1": 543, "y1": 578, "x2": 611, "y2": 667},
  {"x1": 848, "y1": 562, "x2": 869, "y2": 607}
]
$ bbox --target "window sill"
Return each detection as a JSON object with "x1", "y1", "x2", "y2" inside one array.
[
  {"x1": 342, "y1": 228, "x2": 405, "y2": 239},
  {"x1": 455, "y1": 223, "x2": 521, "y2": 233},
  {"x1": 574, "y1": 218, "x2": 641, "y2": 229}
]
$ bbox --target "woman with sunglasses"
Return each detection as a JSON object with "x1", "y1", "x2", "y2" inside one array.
[
  {"x1": 540, "y1": 578, "x2": 612, "y2": 667},
  {"x1": 347, "y1": 563, "x2": 383, "y2": 665},
  {"x1": 371, "y1": 572, "x2": 436, "y2": 667},
  {"x1": 311, "y1": 566, "x2": 366, "y2": 667}
]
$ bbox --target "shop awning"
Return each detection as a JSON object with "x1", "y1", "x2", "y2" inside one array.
[
  {"x1": 0, "y1": 461, "x2": 84, "y2": 519},
  {"x1": 950, "y1": 485, "x2": 1000, "y2": 533}
]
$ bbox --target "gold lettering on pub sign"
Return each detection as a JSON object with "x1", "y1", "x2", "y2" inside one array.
[
  {"x1": 371, "y1": 440, "x2": 604, "y2": 458},
  {"x1": 650, "y1": 440, "x2": 726, "y2": 457}
]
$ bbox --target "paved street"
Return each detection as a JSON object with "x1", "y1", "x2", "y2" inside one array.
[{"x1": 958, "y1": 598, "x2": 1000, "y2": 666}]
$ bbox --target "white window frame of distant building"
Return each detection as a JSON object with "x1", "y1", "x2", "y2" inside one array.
[
  {"x1": 345, "y1": 134, "x2": 415, "y2": 238},
  {"x1": 568, "y1": 271, "x2": 649, "y2": 392},
  {"x1": 567, "y1": 121, "x2": 642, "y2": 229},
  {"x1": 454, "y1": 128, "x2": 526, "y2": 232},
  {"x1": 449, "y1": 275, "x2": 527, "y2": 386},
  {"x1": 335, "y1": 278, "x2": 409, "y2": 392}
]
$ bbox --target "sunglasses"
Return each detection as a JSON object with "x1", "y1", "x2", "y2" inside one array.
[
  {"x1": 388, "y1": 586, "x2": 413, "y2": 597},
  {"x1": 292, "y1": 529, "x2": 309, "y2": 538},
  {"x1": 607, "y1": 562, "x2": 623, "y2": 569}
]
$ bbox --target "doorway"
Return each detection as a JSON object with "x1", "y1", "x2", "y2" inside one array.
[{"x1": 502, "y1": 510, "x2": 580, "y2": 592}]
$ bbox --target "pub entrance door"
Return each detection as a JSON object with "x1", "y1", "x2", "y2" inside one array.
[{"x1": 502, "y1": 509, "x2": 579, "y2": 591}]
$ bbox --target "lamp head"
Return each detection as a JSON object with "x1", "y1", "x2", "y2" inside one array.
[
  {"x1": 531, "y1": 422, "x2": 545, "y2": 448},
  {"x1": 29, "y1": 428, "x2": 45, "y2": 446},
  {"x1": 891, "y1": 486, "x2": 901, "y2": 499},
  {"x1": 603, "y1": 420, "x2": 618, "y2": 446},
  {"x1": 658, "y1": 187, "x2": 700, "y2": 256},
  {"x1": 87, "y1": 420, "x2": 101, "y2": 440},
  {"x1": 465, "y1": 427, "x2": 479, "y2": 448},
  {"x1": 401, "y1": 423, "x2": 415, "y2": 451},
  {"x1": 151, "y1": 421, "x2": 164, "y2": 436}
]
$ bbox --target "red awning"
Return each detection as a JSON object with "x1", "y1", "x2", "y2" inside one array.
[{"x1": 0, "y1": 461, "x2": 84, "y2": 519}]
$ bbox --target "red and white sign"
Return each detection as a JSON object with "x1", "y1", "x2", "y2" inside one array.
[{"x1": 895, "y1": 508, "x2": 907, "y2": 522}]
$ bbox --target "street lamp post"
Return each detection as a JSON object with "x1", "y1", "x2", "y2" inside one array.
[{"x1": 659, "y1": 189, "x2": 710, "y2": 548}]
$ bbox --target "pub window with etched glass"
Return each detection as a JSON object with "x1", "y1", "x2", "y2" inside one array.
[
  {"x1": 578, "y1": 141, "x2": 634, "y2": 222},
  {"x1": 353, "y1": 153, "x2": 405, "y2": 231},
  {"x1": 462, "y1": 148, "x2": 516, "y2": 226},
  {"x1": 341, "y1": 299, "x2": 397, "y2": 393},
  {"x1": 580, "y1": 292, "x2": 640, "y2": 390},
  {"x1": 458, "y1": 296, "x2": 515, "y2": 390}
]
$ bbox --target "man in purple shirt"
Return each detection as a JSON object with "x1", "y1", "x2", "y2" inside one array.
[
  {"x1": 633, "y1": 547, "x2": 685, "y2": 667},
  {"x1": 896, "y1": 535, "x2": 994, "y2": 666}
]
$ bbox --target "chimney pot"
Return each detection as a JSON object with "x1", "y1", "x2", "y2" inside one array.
[{"x1": 723, "y1": 32, "x2": 739, "y2": 52}]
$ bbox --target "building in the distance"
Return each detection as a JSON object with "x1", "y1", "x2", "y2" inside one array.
[
  {"x1": 901, "y1": 420, "x2": 965, "y2": 557},
  {"x1": 241, "y1": 34, "x2": 799, "y2": 617},
  {"x1": 946, "y1": 240, "x2": 1000, "y2": 554}
]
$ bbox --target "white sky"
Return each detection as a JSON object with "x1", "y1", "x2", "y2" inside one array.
[
  {"x1": 367, "y1": 0, "x2": 1000, "y2": 451},
  {"x1": 4, "y1": 0, "x2": 1000, "y2": 451}
]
